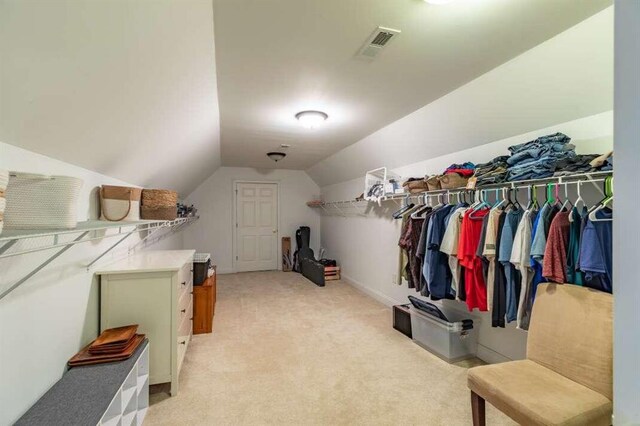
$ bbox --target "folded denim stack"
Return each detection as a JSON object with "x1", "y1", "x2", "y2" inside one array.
[
  {"x1": 553, "y1": 154, "x2": 599, "y2": 176},
  {"x1": 473, "y1": 156, "x2": 509, "y2": 185},
  {"x1": 506, "y1": 132, "x2": 576, "y2": 181}
]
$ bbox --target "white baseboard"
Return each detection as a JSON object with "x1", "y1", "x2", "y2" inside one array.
[
  {"x1": 476, "y1": 344, "x2": 514, "y2": 364},
  {"x1": 341, "y1": 274, "x2": 402, "y2": 307}
]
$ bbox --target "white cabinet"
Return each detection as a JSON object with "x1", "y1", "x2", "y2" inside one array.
[{"x1": 97, "y1": 250, "x2": 195, "y2": 396}]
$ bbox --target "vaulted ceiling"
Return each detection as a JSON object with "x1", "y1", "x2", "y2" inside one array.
[
  {"x1": 0, "y1": 0, "x2": 221, "y2": 196},
  {"x1": 0, "y1": 0, "x2": 613, "y2": 195},
  {"x1": 214, "y1": 0, "x2": 612, "y2": 171}
]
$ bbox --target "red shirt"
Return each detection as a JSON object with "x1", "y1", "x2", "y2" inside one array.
[{"x1": 458, "y1": 208, "x2": 490, "y2": 311}]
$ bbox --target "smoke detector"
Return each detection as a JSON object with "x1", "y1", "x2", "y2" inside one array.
[{"x1": 357, "y1": 26, "x2": 401, "y2": 59}]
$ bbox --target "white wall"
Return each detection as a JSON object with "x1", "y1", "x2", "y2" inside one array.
[
  {"x1": 308, "y1": 7, "x2": 614, "y2": 187},
  {"x1": 183, "y1": 167, "x2": 321, "y2": 274},
  {"x1": 613, "y1": 1, "x2": 639, "y2": 424},
  {"x1": 0, "y1": 142, "x2": 183, "y2": 425},
  {"x1": 320, "y1": 112, "x2": 613, "y2": 363}
]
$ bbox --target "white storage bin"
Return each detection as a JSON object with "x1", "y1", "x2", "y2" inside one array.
[
  {"x1": 409, "y1": 306, "x2": 478, "y2": 363},
  {"x1": 364, "y1": 167, "x2": 402, "y2": 203},
  {"x1": 4, "y1": 172, "x2": 83, "y2": 230}
]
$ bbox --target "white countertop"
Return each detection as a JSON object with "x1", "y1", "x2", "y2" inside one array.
[{"x1": 95, "y1": 250, "x2": 195, "y2": 275}]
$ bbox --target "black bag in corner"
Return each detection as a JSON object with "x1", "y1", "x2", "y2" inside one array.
[{"x1": 293, "y1": 226, "x2": 314, "y2": 272}]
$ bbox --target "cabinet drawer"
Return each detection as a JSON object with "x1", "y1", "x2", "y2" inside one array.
[
  {"x1": 178, "y1": 277, "x2": 192, "y2": 303},
  {"x1": 178, "y1": 292, "x2": 192, "y2": 325},
  {"x1": 178, "y1": 299, "x2": 193, "y2": 339},
  {"x1": 177, "y1": 262, "x2": 192, "y2": 291}
]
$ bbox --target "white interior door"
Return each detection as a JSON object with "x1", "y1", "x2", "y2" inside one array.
[{"x1": 235, "y1": 182, "x2": 279, "y2": 272}]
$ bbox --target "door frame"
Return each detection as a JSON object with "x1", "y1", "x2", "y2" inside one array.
[{"x1": 232, "y1": 180, "x2": 281, "y2": 273}]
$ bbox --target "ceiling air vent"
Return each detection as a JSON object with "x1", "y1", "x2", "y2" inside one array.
[{"x1": 357, "y1": 26, "x2": 401, "y2": 59}]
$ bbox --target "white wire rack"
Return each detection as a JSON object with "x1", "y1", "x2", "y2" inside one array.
[
  {"x1": 308, "y1": 171, "x2": 612, "y2": 216},
  {"x1": 0, "y1": 216, "x2": 198, "y2": 300}
]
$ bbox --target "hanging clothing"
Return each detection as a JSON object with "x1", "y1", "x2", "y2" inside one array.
[
  {"x1": 397, "y1": 215, "x2": 413, "y2": 288},
  {"x1": 458, "y1": 208, "x2": 490, "y2": 312},
  {"x1": 510, "y1": 209, "x2": 538, "y2": 330},
  {"x1": 543, "y1": 211, "x2": 571, "y2": 283},
  {"x1": 579, "y1": 208, "x2": 613, "y2": 293},
  {"x1": 499, "y1": 208, "x2": 524, "y2": 323},
  {"x1": 415, "y1": 209, "x2": 434, "y2": 293},
  {"x1": 530, "y1": 204, "x2": 559, "y2": 301},
  {"x1": 405, "y1": 217, "x2": 426, "y2": 293},
  {"x1": 566, "y1": 207, "x2": 587, "y2": 285},
  {"x1": 440, "y1": 206, "x2": 468, "y2": 299},
  {"x1": 482, "y1": 208, "x2": 504, "y2": 311},
  {"x1": 491, "y1": 211, "x2": 508, "y2": 328},
  {"x1": 475, "y1": 213, "x2": 491, "y2": 283},
  {"x1": 425, "y1": 204, "x2": 455, "y2": 299}
]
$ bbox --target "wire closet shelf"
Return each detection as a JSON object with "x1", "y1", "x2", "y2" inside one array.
[
  {"x1": 0, "y1": 216, "x2": 199, "y2": 301},
  {"x1": 308, "y1": 171, "x2": 612, "y2": 217}
]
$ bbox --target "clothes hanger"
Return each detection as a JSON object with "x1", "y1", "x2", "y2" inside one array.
[
  {"x1": 411, "y1": 195, "x2": 432, "y2": 218},
  {"x1": 525, "y1": 185, "x2": 538, "y2": 212},
  {"x1": 493, "y1": 187, "x2": 508, "y2": 211},
  {"x1": 470, "y1": 189, "x2": 491, "y2": 219},
  {"x1": 553, "y1": 183, "x2": 563, "y2": 209},
  {"x1": 574, "y1": 181, "x2": 586, "y2": 210},
  {"x1": 560, "y1": 182, "x2": 573, "y2": 212},
  {"x1": 544, "y1": 183, "x2": 555, "y2": 206},
  {"x1": 392, "y1": 195, "x2": 414, "y2": 219},
  {"x1": 503, "y1": 186, "x2": 516, "y2": 211},
  {"x1": 511, "y1": 185, "x2": 522, "y2": 210},
  {"x1": 589, "y1": 176, "x2": 613, "y2": 222}
]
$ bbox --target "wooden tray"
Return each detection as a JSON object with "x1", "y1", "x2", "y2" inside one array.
[
  {"x1": 69, "y1": 334, "x2": 145, "y2": 367},
  {"x1": 91, "y1": 325, "x2": 138, "y2": 349}
]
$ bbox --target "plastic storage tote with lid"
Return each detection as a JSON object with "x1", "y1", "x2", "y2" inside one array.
[{"x1": 408, "y1": 305, "x2": 478, "y2": 363}]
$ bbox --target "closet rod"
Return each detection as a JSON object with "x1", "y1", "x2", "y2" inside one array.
[
  {"x1": 310, "y1": 171, "x2": 612, "y2": 210},
  {"x1": 379, "y1": 171, "x2": 612, "y2": 203}
]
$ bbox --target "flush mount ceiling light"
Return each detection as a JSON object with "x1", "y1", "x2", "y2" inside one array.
[
  {"x1": 295, "y1": 110, "x2": 328, "y2": 129},
  {"x1": 267, "y1": 152, "x2": 286, "y2": 162}
]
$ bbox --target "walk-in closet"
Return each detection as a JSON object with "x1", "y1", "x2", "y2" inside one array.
[{"x1": 1, "y1": 1, "x2": 638, "y2": 425}]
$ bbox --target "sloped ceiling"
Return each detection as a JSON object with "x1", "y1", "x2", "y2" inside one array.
[
  {"x1": 307, "y1": 6, "x2": 614, "y2": 187},
  {"x1": 0, "y1": 0, "x2": 221, "y2": 196},
  {"x1": 213, "y1": 0, "x2": 611, "y2": 171}
]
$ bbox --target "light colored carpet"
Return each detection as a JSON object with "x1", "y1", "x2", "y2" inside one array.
[{"x1": 145, "y1": 271, "x2": 515, "y2": 425}]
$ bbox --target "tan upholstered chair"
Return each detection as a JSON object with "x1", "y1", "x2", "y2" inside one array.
[{"x1": 467, "y1": 283, "x2": 612, "y2": 426}]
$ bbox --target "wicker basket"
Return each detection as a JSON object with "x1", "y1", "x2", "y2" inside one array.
[
  {"x1": 439, "y1": 173, "x2": 469, "y2": 189},
  {"x1": 100, "y1": 185, "x2": 142, "y2": 222},
  {"x1": 4, "y1": 172, "x2": 84, "y2": 229},
  {"x1": 141, "y1": 189, "x2": 178, "y2": 220},
  {"x1": 425, "y1": 175, "x2": 442, "y2": 191}
]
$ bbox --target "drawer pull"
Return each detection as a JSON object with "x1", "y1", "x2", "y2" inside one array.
[
  {"x1": 181, "y1": 309, "x2": 186, "y2": 313},
  {"x1": 180, "y1": 340, "x2": 186, "y2": 345},
  {"x1": 181, "y1": 281, "x2": 186, "y2": 286}
]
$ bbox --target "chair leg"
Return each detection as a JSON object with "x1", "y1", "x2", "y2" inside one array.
[{"x1": 471, "y1": 391, "x2": 486, "y2": 426}]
